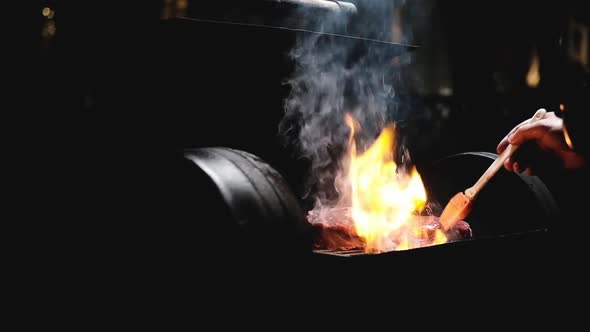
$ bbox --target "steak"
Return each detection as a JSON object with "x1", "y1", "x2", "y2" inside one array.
[
  {"x1": 307, "y1": 207, "x2": 472, "y2": 251},
  {"x1": 307, "y1": 207, "x2": 364, "y2": 250}
]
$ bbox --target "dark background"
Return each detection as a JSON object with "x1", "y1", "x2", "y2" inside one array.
[{"x1": 36, "y1": 3, "x2": 589, "y2": 153}]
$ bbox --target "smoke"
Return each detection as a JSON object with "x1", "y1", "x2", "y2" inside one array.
[{"x1": 280, "y1": 0, "x2": 422, "y2": 206}]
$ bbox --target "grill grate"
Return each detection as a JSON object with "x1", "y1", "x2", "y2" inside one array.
[{"x1": 313, "y1": 249, "x2": 369, "y2": 257}]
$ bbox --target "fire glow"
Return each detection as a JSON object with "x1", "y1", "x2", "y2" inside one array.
[{"x1": 344, "y1": 114, "x2": 447, "y2": 253}]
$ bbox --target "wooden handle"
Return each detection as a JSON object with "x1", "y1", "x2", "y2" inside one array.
[{"x1": 464, "y1": 108, "x2": 547, "y2": 200}]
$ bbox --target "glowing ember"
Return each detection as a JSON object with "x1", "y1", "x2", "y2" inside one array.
[
  {"x1": 526, "y1": 48, "x2": 541, "y2": 88},
  {"x1": 344, "y1": 114, "x2": 447, "y2": 253}
]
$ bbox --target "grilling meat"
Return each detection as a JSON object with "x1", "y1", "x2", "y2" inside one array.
[
  {"x1": 414, "y1": 217, "x2": 472, "y2": 242},
  {"x1": 307, "y1": 207, "x2": 364, "y2": 251},
  {"x1": 307, "y1": 207, "x2": 472, "y2": 251}
]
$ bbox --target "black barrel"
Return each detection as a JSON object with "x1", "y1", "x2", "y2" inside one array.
[
  {"x1": 308, "y1": 152, "x2": 556, "y2": 298},
  {"x1": 420, "y1": 151, "x2": 559, "y2": 238},
  {"x1": 182, "y1": 147, "x2": 313, "y2": 259}
]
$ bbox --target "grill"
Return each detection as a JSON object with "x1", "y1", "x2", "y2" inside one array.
[{"x1": 181, "y1": 147, "x2": 555, "y2": 256}]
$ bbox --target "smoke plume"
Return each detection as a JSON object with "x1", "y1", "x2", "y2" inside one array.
[{"x1": 280, "y1": 0, "x2": 420, "y2": 206}]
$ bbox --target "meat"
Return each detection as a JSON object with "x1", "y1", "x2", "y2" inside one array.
[
  {"x1": 307, "y1": 207, "x2": 472, "y2": 251},
  {"x1": 307, "y1": 207, "x2": 365, "y2": 251},
  {"x1": 415, "y1": 217, "x2": 472, "y2": 242},
  {"x1": 443, "y1": 219, "x2": 472, "y2": 240}
]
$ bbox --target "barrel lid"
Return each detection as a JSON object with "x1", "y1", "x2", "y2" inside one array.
[{"x1": 161, "y1": 17, "x2": 417, "y2": 58}]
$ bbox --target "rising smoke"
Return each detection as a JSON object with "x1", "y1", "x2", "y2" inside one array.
[{"x1": 280, "y1": 0, "x2": 426, "y2": 207}]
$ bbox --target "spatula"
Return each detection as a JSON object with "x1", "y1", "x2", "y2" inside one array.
[{"x1": 439, "y1": 108, "x2": 547, "y2": 230}]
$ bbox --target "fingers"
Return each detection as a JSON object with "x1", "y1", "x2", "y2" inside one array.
[
  {"x1": 507, "y1": 117, "x2": 534, "y2": 138},
  {"x1": 503, "y1": 157, "x2": 514, "y2": 171},
  {"x1": 507, "y1": 120, "x2": 548, "y2": 146},
  {"x1": 513, "y1": 162, "x2": 521, "y2": 173},
  {"x1": 505, "y1": 160, "x2": 534, "y2": 175},
  {"x1": 497, "y1": 137, "x2": 510, "y2": 155},
  {"x1": 497, "y1": 116, "x2": 539, "y2": 154},
  {"x1": 497, "y1": 109, "x2": 556, "y2": 174}
]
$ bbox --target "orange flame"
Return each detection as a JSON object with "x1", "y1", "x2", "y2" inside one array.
[
  {"x1": 344, "y1": 114, "x2": 447, "y2": 253},
  {"x1": 526, "y1": 48, "x2": 541, "y2": 88}
]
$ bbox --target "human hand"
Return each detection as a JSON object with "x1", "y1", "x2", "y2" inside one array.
[{"x1": 496, "y1": 109, "x2": 586, "y2": 174}]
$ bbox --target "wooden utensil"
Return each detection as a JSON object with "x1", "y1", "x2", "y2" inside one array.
[{"x1": 439, "y1": 108, "x2": 547, "y2": 230}]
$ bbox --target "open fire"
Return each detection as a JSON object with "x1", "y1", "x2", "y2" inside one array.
[{"x1": 307, "y1": 114, "x2": 471, "y2": 253}]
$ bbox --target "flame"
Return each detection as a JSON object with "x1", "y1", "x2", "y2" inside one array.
[
  {"x1": 344, "y1": 114, "x2": 447, "y2": 253},
  {"x1": 526, "y1": 48, "x2": 541, "y2": 88}
]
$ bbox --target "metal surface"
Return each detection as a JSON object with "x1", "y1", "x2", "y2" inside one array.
[
  {"x1": 422, "y1": 151, "x2": 558, "y2": 238},
  {"x1": 184, "y1": 0, "x2": 358, "y2": 33},
  {"x1": 310, "y1": 229, "x2": 550, "y2": 286},
  {"x1": 181, "y1": 149, "x2": 556, "y2": 257},
  {"x1": 183, "y1": 147, "x2": 313, "y2": 256},
  {"x1": 272, "y1": 0, "x2": 357, "y2": 14},
  {"x1": 312, "y1": 151, "x2": 557, "y2": 258},
  {"x1": 174, "y1": 148, "x2": 554, "y2": 298}
]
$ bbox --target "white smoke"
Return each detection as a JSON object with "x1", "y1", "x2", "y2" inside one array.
[{"x1": 280, "y1": 0, "x2": 424, "y2": 207}]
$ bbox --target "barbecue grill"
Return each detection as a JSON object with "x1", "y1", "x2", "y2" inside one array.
[{"x1": 181, "y1": 147, "x2": 555, "y2": 255}]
